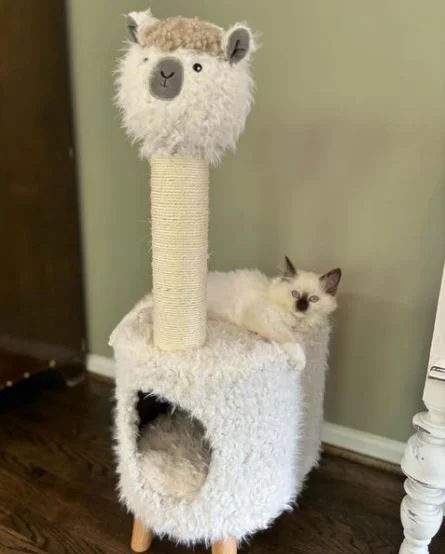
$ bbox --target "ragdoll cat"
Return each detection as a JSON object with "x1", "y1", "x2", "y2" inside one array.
[{"x1": 207, "y1": 257, "x2": 341, "y2": 369}]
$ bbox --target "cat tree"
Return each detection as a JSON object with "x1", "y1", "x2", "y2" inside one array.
[{"x1": 111, "y1": 8, "x2": 330, "y2": 553}]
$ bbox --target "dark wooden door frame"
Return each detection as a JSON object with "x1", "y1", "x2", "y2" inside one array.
[{"x1": 0, "y1": 1, "x2": 86, "y2": 387}]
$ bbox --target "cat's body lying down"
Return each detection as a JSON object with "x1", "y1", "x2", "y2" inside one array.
[{"x1": 207, "y1": 257, "x2": 341, "y2": 370}]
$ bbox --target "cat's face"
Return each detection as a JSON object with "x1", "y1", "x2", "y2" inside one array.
[{"x1": 270, "y1": 256, "x2": 342, "y2": 323}]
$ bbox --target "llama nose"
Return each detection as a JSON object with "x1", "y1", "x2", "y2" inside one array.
[
  {"x1": 150, "y1": 57, "x2": 183, "y2": 100},
  {"x1": 296, "y1": 297, "x2": 309, "y2": 312},
  {"x1": 160, "y1": 70, "x2": 174, "y2": 80}
]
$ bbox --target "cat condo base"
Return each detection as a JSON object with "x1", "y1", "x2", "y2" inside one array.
[{"x1": 111, "y1": 296, "x2": 329, "y2": 550}]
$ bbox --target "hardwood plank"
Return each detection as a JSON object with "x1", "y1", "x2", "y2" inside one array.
[
  {"x1": 0, "y1": 524, "x2": 49, "y2": 554},
  {"x1": 0, "y1": 466, "x2": 130, "y2": 551},
  {"x1": 1, "y1": 511, "x2": 123, "y2": 554}
]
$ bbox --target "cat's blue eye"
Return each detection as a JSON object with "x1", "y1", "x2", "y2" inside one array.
[
  {"x1": 291, "y1": 290, "x2": 300, "y2": 299},
  {"x1": 309, "y1": 295, "x2": 319, "y2": 303}
]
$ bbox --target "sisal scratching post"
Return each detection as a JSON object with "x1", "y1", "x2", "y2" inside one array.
[
  {"x1": 150, "y1": 156, "x2": 209, "y2": 350},
  {"x1": 112, "y1": 7, "x2": 331, "y2": 554},
  {"x1": 134, "y1": 156, "x2": 208, "y2": 546}
]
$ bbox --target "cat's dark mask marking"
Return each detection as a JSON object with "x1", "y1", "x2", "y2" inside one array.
[
  {"x1": 283, "y1": 256, "x2": 297, "y2": 280},
  {"x1": 296, "y1": 295, "x2": 309, "y2": 312},
  {"x1": 320, "y1": 268, "x2": 342, "y2": 296}
]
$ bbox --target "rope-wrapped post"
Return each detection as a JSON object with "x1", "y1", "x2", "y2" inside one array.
[{"x1": 151, "y1": 156, "x2": 209, "y2": 350}]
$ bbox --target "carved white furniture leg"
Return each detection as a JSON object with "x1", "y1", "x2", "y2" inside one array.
[{"x1": 399, "y1": 262, "x2": 445, "y2": 553}]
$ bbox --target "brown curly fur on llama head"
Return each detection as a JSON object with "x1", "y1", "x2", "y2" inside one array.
[{"x1": 140, "y1": 17, "x2": 224, "y2": 57}]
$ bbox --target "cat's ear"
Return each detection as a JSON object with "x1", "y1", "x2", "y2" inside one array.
[
  {"x1": 283, "y1": 256, "x2": 297, "y2": 280},
  {"x1": 320, "y1": 268, "x2": 342, "y2": 295}
]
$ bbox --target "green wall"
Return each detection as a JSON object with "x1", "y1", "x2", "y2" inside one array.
[{"x1": 67, "y1": 0, "x2": 445, "y2": 442}]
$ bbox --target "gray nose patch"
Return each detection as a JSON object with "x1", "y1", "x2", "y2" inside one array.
[{"x1": 149, "y1": 57, "x2": 183, "y2": 100}]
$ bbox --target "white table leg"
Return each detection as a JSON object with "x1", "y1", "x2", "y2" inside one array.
[
  {"x1": 400, "y1": 263, "x2": 445, "y2": 553},
  {"x1": 399, "y1": 412, "x2": 445, "y2": 553}
]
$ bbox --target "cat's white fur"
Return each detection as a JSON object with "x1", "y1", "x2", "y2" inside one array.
[
  {"x1": 207, "y1": 266, "x2": 339, "y2": 368},
  {"x1": 207, "y1": 270, "x2": 305, "y2": 369}
]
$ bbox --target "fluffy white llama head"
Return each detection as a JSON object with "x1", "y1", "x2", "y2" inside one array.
[{"x1": 115, "y1": 9, "x2": 256, "y2": 165}]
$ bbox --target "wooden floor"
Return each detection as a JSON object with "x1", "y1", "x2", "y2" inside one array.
[{"x1": 0, "y1": 374, "x2": 443, "y2": 554}]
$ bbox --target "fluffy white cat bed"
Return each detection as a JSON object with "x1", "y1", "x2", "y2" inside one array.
[{"x1": 111, "y1": 296, "x2": 330, "y2": 546}]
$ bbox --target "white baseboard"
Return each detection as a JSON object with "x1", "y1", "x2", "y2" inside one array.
[
  {"x1": 87, "y1": 353, "x2": 405, "y2": 466},
  {"x1": 321, "y1": 422, "x2": 404, "y2": 465},
  {"x1": 87, "y1": 353, "x2": 116, "y2": 379}
]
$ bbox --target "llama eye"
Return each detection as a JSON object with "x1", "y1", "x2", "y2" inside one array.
[
  {"x1": 309, "y1": 295, "x2": 319, "y2": 303},
  {"x1": 143, "y1": 57, "x2": 148, "y2": 62},
  {"x1": 291, "y1": 290, "x2": 300, "y2": 299},
  {"x1": 193, "y1": 63, "x2": 203, "y2": 72}
]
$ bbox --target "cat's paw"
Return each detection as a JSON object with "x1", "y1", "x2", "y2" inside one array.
[{"x1": 282, "y1": 342, "x2": 306, "y2": 371}]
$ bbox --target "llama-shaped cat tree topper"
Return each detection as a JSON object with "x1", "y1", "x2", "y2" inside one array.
[{"x1": 116, "y1": 9, "x2": 256, "y2": 351}]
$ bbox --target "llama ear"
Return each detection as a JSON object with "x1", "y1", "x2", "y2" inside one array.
[
  {"x1": 223, "y1": 24, "x2": 256, "y2": 64},
  {"x1": 320, "y1": 268, "x2": 342, "y2": 295},
  {"x1": 283, "y1": 256, "x2": 297, "y2": 279},
  {"x1": 126, "y1": 9, "x2": 158, "y2": 44}
]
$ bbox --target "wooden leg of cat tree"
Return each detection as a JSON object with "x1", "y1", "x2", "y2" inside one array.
[
  {"x1": 131, "y1": 518, "x2": 152, "y2": 553},
  {"x1": 211, "y1": 538, "x2": 237, "y2": 554}
]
